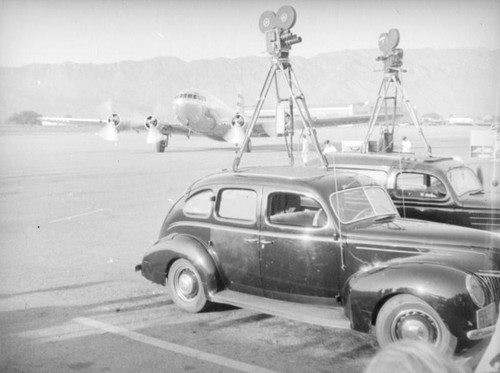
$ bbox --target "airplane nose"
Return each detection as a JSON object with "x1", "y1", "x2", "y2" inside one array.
[{"x1": 173, "y1": 99, "x2": 192, "y2": 125}]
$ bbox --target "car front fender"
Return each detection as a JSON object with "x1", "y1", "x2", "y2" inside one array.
[
  {"x1": 343, "y1": 263, "x2": 476, "y2": 341},
  {"x1": 140, "y1": 234, "x2": 219, "y2": 296}
]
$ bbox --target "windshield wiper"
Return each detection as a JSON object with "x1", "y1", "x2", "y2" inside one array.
[
  {"x1": 374, "y1": 214, "x2": 397, "y2": 222},
  {"x1": 468, "y1": 189, "x2": 484, "y2": 196}
]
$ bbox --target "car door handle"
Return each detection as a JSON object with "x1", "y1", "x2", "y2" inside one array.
[{"x1": 244, "y1": 238, "x2": 259, "y2": 243}]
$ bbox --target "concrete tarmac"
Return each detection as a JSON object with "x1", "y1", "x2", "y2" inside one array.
[{"x1": 0, "y1": 123, "x2": 494, "y2": 372}]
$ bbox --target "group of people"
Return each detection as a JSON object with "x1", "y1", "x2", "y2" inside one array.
[{"x1": 300, "y1": 134, "x2": 412, "y2": 164}]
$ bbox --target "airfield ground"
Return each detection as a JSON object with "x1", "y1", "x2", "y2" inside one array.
[{"x1": 0, "y1": 123, "x2": 495, "y2": 373}]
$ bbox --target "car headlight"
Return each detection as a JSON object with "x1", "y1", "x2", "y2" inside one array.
[{"x1": 466, "y1": 275, "x2": 486, "y2": 308}]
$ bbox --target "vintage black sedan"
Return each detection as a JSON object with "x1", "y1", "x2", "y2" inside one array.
[
  {"x1": 308, "y1": 153, "x2": 500, "y2": 233},
  {"x1": 136, "y1": 167, "x2": 499, "y2": 353}
]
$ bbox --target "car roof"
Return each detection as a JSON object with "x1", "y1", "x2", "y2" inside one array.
[
  {"x1": 310, "y1": 153, "x2": 466, "y2": 174},
  {"x1": 188, "y1": 166, "x2": 376, "y2": 195}
]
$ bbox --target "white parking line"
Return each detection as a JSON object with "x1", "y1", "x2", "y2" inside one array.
[
  {"x1": 48, "y1": 208, "x2": 110, "y2": 224},
  {"x1": 73, "y1": 317, "x2": 279, "y2": 373}
]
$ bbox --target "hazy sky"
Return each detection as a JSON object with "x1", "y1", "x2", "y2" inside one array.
[{"x1": 0, "y1": 0, "x2": 499, "y2": 67}]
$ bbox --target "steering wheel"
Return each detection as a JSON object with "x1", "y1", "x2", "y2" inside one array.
[{"x1": 352, "y1": 208, "x2": 372, "y2": 221}]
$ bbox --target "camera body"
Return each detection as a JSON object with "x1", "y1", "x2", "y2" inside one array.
[
  {"x1": 377, "y1": 48, "x2": 404, "y2": 72},
  {"x1": 260, "y1": 6, "x2": 302, "y2": 58}
]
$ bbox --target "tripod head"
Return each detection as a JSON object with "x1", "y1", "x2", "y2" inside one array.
[
  {"x1": 259, "y1": 6, "x2": 302, "y2": 59},
  {"x1": 376, "y1": 28, "x2": 405, "y2": 74}
]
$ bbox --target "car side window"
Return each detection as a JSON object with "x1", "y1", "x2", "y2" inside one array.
[
  {"x1": 183, "y1": 190, "x2": 214, "y2": 218},
  {"x1": 349, "y1": 169, "x2": 388, "y2": 187},
  {"x1": 268, "y1": 192, "x2": 327, "y2": 228},
  {"x1": 217, "y1": 189, "x2": 257, "y2": 222},
  {"x1": 395, "y1": 173, "x2": 447, "y2": 200}
]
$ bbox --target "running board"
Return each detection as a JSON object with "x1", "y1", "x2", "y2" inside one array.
[{"x1": 210, "y1": 290, "x2": 351, "y2": 330}]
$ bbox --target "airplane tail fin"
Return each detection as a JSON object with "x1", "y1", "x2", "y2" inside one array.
[{"x1": 235, "y1": 89, "x2": 244, "y2": 114}]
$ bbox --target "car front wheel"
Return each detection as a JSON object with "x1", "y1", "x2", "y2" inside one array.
[
  {"x1": 167, "y1": 258, "x2": 208, "y2": 313},
  {"x1": 375, "y1": 294, "x2": 455, "y2": 353}
]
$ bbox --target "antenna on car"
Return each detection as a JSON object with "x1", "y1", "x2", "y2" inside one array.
[
  {"x1": 232, "y1": 5, "x2": 328, "y2": 171},
  {"x1": 362, "y1": 29, "x2": 432, "y2": 156}
]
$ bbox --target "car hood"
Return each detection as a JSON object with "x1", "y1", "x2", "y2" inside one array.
[
  {"x1": 460, "y1": 190, "x2": 500, "y2": 210},
  {"x1": 346, "y1": 218, "x2": 500, "y2": 273}
]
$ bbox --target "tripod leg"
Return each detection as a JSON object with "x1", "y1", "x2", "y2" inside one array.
[
  {"x1": 286, "y1": 67, "x2": 328, "y2": 168},
  {"x1": 363, "y1": 78, "x2": 392, "y2": 152},
  {"x1": 396, "y1": 81, "x2": 432, "y2": 156},
  {"x1": 233, "y1": 64, "x2": 278, "y2": 171}
]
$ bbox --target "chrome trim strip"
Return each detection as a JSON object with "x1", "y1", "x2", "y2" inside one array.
[
  {"x1": 168, "y1": 221, "x2": 334, "y2": 243},
  {"x1": 355, "y1": 246, "x2": 450, "y2": 257},
  {"x1": 477, "y1": 271, "x2": 500, "y2": 277},
  {"x1": 350, "y1": 238, "x2": 485, "y2": 256}
]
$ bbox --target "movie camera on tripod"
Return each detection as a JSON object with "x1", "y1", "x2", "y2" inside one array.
[
  {"x1": 259, "y1": 6, "x2": 302, "y2": 58},
  {"x1": 376, "y1": 28, "x2": 404, "y2": 73},
  {"x1": 233, "y1": 5, "x2": 328, "y2": 171},
  {"x1": 363, "y1": 28, "x2": 432, "y2": 156}
]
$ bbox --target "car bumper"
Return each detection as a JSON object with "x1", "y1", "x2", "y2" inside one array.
[{"x1": 466, "y1": 325, "x2": 495, "y2": 340}]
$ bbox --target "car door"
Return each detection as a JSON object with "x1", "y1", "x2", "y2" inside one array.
[
  {"x1": 209, "y1": 186, "x2": 263, "y2": 296},
  {"x1": 259, "y1": 187, "x2": 341, "y2": 304},
  {"x1": 389, "y1": 171, "x2": 457, "y2": 225}
]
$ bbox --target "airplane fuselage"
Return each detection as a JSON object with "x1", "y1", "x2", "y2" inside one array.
[{"x1": 173, "y1": 89, "x2": 235, "y2": 141}]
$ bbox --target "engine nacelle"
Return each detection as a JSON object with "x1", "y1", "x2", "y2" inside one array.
[
  {"x1": 231, "y1": 114, "x2": 245, "y2": 128},
  {"x1": 107, "y1": 113, "x2": 121, "y2": 127},
  {"x1": 144, "y1": 115, "x2": 159, "y2": 130}
]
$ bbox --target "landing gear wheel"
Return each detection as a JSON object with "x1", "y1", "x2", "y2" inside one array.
[
  {"x1": 156, "y1": 137, "x2": 168, "y2": 153},
  {"x1": 244, "y1": 139, "x2": 252, "y2": 153},
  {"x1": 167, "y1": 258, "x2": 208, "y2": 313},
  {"x1": 376, "y1": 294, "x2": 455, "y2": 353}
]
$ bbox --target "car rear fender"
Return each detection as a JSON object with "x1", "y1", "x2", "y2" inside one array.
[
  {"x1": 343, "y1": 263, "x2": 474, "y2": 338},
  {"x1": 141, "y1": 234, "x2": 219, "y2": 295}
]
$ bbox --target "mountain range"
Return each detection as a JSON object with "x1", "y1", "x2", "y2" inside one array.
[{"x1": 0, "y1": 48, "x2": 499, "y2": 123}]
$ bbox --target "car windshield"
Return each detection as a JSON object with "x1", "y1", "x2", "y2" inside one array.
[
  {"x1": 447, "y1": 167, "x2": 483, "y2": 196},
  {"x1": 330, "y1": 186, "x2": 398, "y2": 224}
]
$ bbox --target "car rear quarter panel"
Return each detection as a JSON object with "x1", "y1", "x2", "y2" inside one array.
[{"x1": 141, "y1": 234, "x2": 219, "y2": 296}]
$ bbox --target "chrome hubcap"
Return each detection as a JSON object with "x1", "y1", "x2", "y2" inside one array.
[
  {"x1": 177, "y1": 269, "x2": 198, "y2": 300},
  {"x1": 393, "y1": 310, "x2": 438, "y2": 343}
]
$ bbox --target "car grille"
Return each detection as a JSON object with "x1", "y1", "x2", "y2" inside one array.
[
  {"x1": 470, "y1": 212, "x2": 500, "y2": 232},
  {"x1": 478, "y1": 274, "x2": 500, "y2": 304}
]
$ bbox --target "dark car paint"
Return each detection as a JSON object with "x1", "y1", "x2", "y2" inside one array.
[
  {"x1": 308, "y1": 153, "x2": 500, "y2": 233},
  {"x1": 139, "y1": 166, "x2": 500, "y2": 346}
]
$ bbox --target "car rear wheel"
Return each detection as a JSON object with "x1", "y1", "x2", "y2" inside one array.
[
  {"x1": 167, "y1": 258, "x2": 208, "y2": 313},
  {"x1": 375, "y1": 294, "x2": 455, "y2": 353}
]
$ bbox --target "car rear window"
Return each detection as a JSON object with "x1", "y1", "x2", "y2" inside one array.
[
  {"x1": 183, "y1": 190, "x2": 214, "y2": 218},
  {"x1": 394, "y1": 172, "x2": 447, "y2": 200}
]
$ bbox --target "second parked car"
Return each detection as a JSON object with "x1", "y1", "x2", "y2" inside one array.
[{"x1": 308, "y1": 153, "x2": 500, "y2": 233}]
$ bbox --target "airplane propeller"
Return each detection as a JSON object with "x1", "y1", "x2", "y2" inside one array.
[
  {"x1": 224, "y1": 114, "x2": 246, "y2": 144},
  {"x1": 96, "y1": 113, "x2": 121, "y2": 142},
  {"x1": 144, "y1": 115, "x2": 165, "y2": 144}
]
